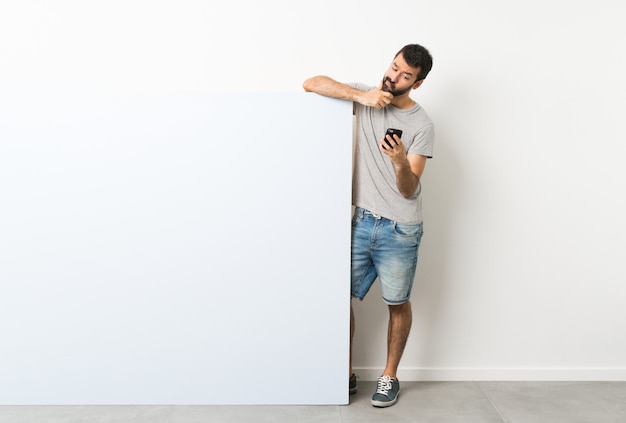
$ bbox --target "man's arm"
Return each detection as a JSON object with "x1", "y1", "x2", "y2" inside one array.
[
  {"x1": 381, "y1": 133, "x2": 427, "y2": 198},
  {"x1": 302, "y1": 76, "x2": 393, "y2": 109},
  {"x1": 395, "y1": 154, "x2": 427, "y2": 198}
]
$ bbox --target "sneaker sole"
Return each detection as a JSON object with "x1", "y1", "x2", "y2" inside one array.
[{"x1": 371, "y1": 392, "x2": 399, "y2": 407}]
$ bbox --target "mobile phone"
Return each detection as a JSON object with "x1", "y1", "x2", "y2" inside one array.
[{"x1": 385, "y1": 128, "x2": 403, "y2": 148}]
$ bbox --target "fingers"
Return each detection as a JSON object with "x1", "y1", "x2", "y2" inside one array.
[
  {"x1": 375, "y1": 94, "x2": 392, "y2": 109},
  {"x1": 366, "y1": 83, "x2": 392, "y2": 108},
  {"x1": 381, "y1": 134, "x2": 397, "y2": 150},
  {"x1": 380, "y1": 98, "x2": 392, "y2": 108},
  {"x1": 380, "y1": 137, "x2": 395, "y2": 154},
  {"x1": 380, "y1": 140, "x2": 390, "y2": 152}
]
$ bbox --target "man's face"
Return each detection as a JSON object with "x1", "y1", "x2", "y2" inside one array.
[{"x1": 381, "y1": 53, "x2": 422, "y2": 96}]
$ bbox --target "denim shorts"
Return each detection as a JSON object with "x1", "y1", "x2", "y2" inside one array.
[{"x1": 351, "y1": 207, "x2": 423, "y2": 305}]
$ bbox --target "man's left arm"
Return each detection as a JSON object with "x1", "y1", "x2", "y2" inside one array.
[
  {"x1": 394, "y1": 154, "x2": 427, "y2": 198},
  {"x1": 381, "y1": 134, "x2": 427, "y2": 198}
]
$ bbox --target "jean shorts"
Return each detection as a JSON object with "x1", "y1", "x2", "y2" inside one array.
[{"x1": 351, "y1": 207, "x2": 423, "y2": 305}]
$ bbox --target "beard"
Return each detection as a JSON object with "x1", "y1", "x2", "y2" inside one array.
[{"x1": 381, "y1": 77, "x2": 413, "y2": 97}]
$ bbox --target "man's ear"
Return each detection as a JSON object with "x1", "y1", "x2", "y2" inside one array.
[{"x1": 412, "y1": 79, "x2": 424, "y2": 90}]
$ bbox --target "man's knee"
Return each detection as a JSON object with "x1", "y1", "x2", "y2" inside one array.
[{"x1": 388, "y1": 300, "x2": 411, "y2": 316}]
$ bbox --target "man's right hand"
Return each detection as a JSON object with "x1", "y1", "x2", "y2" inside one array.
[{"x1": 357, "y1": 81, "x2": 393, "y2": 109}]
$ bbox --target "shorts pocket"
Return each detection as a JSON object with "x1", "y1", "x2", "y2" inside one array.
[{"x1": 393, "y1": 222, "x2": 423, "y2": 237}]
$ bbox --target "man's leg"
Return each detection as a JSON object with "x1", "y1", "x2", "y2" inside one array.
[
  {"x1": 382, "y1": 300, "x2": 412, "y2": 379},
  {"x1": 349, "y1": 208, "x2": 379, "y2": 395},
  {"x1": 371, "y1": 300, "x2": 412, "y2": 407},
  {"x1": 371, "y1": 218, "x2": 422, "y2": 407},
  {"x1": 350, "y1": 302, "x2": 355, "y2": 377},
  {"x1": 349, "y1": 302, "x2": 358, "y2": 394}
]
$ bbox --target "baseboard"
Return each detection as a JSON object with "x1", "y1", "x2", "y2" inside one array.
[{"x1": 353, "y1": 367, "x2": 626, "y2": 381}]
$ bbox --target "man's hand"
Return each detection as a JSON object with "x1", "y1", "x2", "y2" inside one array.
[
  {"x1": 381, "y1": 135, "x2": 427, "y2": 198},
  {"x1": 380, "y1": 132, "x2": 406, "y2": 162},
  {"x1": 357, "y1": 81, "x2": 393, "y2": 109}
]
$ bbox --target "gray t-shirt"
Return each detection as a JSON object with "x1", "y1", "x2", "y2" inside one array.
[{"x1": 350, "y1": 83, "x2": 434, "y2": 224}]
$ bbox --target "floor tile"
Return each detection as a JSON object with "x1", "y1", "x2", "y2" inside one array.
[
  {"x1": 167, "y1": 405, "x2": 341, "y2": 423},
  {"x1": 2, "y1": 382, "x2": 626, "y2": 423},
  {"x1": 480, "y1": 381, "x2": 626, "y2": 423},
  {"x1": 0, "y1": 405, "x2": 172, "y2": 423},
  {"x1": 340, "y1": 381, "x2": 504, "y2": 422}
]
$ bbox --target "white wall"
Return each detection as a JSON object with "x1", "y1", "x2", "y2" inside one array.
[{"x1": 1, "y1": 0, "x2": 625, "y2": 384}]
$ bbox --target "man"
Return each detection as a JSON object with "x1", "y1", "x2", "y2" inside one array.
[{"x1": 303, "y1": 44, "x2": 434, "y2": 408}]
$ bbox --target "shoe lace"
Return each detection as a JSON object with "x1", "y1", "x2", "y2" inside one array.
[{"x1": 376, "y1": 376, "x2": 393, "y2": 395}]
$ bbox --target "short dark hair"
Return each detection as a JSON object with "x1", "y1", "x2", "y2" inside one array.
[{"x1": 395, "y1": 44, "x2": 433, "y2": 81}]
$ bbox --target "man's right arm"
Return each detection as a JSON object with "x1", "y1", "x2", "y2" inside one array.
[{"x1": 302, "y1": 76, "x2": 392, "y2": 109}]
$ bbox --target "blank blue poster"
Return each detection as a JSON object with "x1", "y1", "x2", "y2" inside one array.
[{"x1": 0, "y1": 92, "x2": 352, "y2": 405}]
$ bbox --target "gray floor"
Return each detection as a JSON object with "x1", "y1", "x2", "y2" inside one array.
[{"x1": 1, "y1": 381, "x2": 625, "y2": 422}]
